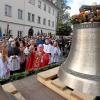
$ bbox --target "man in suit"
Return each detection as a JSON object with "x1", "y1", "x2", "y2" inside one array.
[{"x1": 28, "y1": 26, "x2": 34, "y2": 38}]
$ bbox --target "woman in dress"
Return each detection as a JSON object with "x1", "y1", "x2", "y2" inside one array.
[
  {"x1": 19, "y1": 40, "x2": 26, "y2": 72},
  {"x1": 51, "y1": 41, "x2": 61, "y2": 63},
  {"x1": 0, "y1": 43, "x2": 10, "y2": 78},
  {"x1": 8, "y1": 41, "x2": 20, "y2": 75}
]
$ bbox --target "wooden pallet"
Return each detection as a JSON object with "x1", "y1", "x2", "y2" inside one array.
[
  {"x1": 2, "y1": 83, "x2": 25, "y2": 100},
  {"x1": 37, "y1": 67, "x2": 95, "y2": 100}
]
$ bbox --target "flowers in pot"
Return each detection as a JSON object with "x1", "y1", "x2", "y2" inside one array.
[{"x1": 70, "y1": 5, "x2": 100, "y2": 24}]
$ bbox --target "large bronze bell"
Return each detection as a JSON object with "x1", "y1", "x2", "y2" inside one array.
[{"x1": 58, "y1": 22, "x2": 100, "y2": 96}]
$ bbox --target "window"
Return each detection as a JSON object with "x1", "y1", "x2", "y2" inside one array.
[
  {"x1": 18, "y1": 9, "x2": 23, "y2": 20},
  {"x1": 29, "y1": 0, "x2": 35, "y2": 5},
  {"x1": 44, "y1": 4, "x2": 46, "y2": 11},
  {"x1": 43, "y1": 18, "x2": 46, "y2": 25},
  {"x1": 48, "y1": 20, "x2": 50, "y2": 26},
  {"x1": 32, "y1": 14, "x2": 35, "y2": 22},
  {"x1": 38, "y1": 0, "x2": 41, "y2": 8},
  {"x1": 48, "y1": 7, "x2": 51, "y2": 14},
  {"x1": 52, "y1": 21, "x2": 54, "y2": 27},
  {"x1": 28, "y1": 13, "x2": 35, "y2": 22},
  {"x1": 38, "y1": 16, "x2": 41, "y2": 24},
  {"x1": 53, "y1": 9, "x2": 54, "y2": 15},
  {"x1": 5, "y1": 5, "x2": 12, "y2": 17},
  {"x1": 28, "y1": 12, "x2": 31, "y2": 21}
]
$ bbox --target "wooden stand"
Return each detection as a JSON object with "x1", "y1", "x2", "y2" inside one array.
[{"x1": 37, "y1": 67, "x2": 95, "y2": 100}]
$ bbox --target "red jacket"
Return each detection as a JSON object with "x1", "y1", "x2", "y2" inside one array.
[{"x1": 26, "y1": 51, "x2": 49, "y2": 71}]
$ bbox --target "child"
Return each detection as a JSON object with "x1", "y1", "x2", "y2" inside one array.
[
  {"x1": 51, "y1": 41, "x2": 61, "y2": 63},
  {"x1": 0, "y1": 43, "x2": 10, "y2": 78}
]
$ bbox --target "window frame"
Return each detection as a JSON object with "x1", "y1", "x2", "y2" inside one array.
[
  {"x1": 52, "y1": 21, "x2": 54, "y2": 27},
  {"x1": 44, "y1": 3, "x2": 46, "y2": 11},
  {"x1": 32, "y1": 14, "x2": 35, "y2": 22},
  {"x1": 48, "y1": 6, "x2": 51, "y2": 14},
  {"x1": 38, "y1": 16, "x2": 41, "y2": 24},
  {"x1": 5, "y1": 5, "x2": 12, "y2": 17},
  {"x1": 38, "y1": 0, "x2": 41, "y2": 9},
  {"x1": 43, "y1": 18, "x2": 46, "y2": 25},
  {"x1": 18, "y1": 9, "x2": 23, "y2": 20},
  {"x1": 28, "y1": 12, "x2": 31, "y2": 21},
  {"x1": 48, "y1": 20, "x2": 50, "y2": 26}
]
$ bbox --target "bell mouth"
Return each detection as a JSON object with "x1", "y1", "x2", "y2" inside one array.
[{"x1": 58, "y1": 67, "x2": 100, "y2": 96}]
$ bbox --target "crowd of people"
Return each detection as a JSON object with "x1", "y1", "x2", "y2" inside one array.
[{"x1": 0, "y1": 33, "x2": 71, "y2": 79}]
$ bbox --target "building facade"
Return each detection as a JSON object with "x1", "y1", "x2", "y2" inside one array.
[{"x1": 0, "y1": 0, "x2": 58, "y2": 37}]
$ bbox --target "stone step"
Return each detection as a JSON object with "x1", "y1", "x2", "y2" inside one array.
[
  {"x1": 2, "y1": 82, "x2": 26, "y2": 100},
  {"x1": 37, "y1": 67, "x2": 95, "y2": 100},
  {"x1": 37, "y1": 67, "x2": 59, "y2": 80},
  {"x1": 2, "y1": 83, "x2": 17, "y2": 94}
]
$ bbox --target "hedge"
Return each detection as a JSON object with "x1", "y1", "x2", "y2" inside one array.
[{"x1": 0, "y1": 61, "x2": 63, "y2": 85}]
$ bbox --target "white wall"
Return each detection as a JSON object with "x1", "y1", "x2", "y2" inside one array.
[{"x1": 0, "y1": 0, "x2": 58, "y2": 37}]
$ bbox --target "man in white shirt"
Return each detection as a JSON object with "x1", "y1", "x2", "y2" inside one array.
[{"x1": 43, "y1": 38, "x2": 52, "y2": 63}]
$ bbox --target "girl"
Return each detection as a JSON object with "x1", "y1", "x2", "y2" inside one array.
[
  {"x1": 0, "y1": 43, "x2": 10, "y2": 78},
  {"x1": 19, "y1": 40, "x2": 26, "y2": 72},
  {"x1": 51, "y1": 41, "x2": 61, "y2": 63}
]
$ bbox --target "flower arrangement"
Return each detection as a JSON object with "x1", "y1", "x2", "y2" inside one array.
[{"x1": 70, "y1": 5, "x2": 100, "y2": 24}]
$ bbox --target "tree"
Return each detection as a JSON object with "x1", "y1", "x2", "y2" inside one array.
[
  {"x1": 53, "y1": 0, "x2": 72, "y2": 35},
  {"x1": 56, "y1": 21, "x2": 72, "y2": 36},
  {"x1": 54, "y1": 0, "x2": 71, "y2": 22}
]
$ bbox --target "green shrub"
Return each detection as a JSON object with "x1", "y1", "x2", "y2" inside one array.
[{"x1": 0, "y1": 62, "x2": 63, "y2": 85}]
